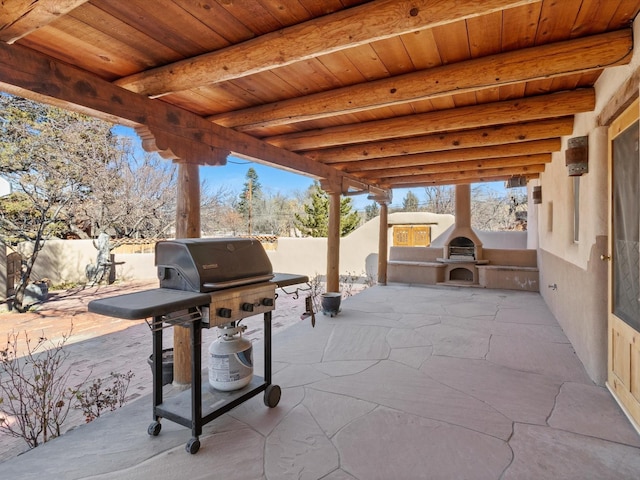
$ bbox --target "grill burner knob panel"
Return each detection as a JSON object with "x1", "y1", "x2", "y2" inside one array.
[{"x1": 208, "y1": 282, "x2": 277, "y2": 326}]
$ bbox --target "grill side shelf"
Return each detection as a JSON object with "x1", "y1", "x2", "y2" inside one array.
[{"x1": 88, "y1": 288, "x2": 211, "y2": 320}]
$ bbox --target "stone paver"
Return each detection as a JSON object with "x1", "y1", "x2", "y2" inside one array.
[{"x1": 1, "y1": 284, "x2": 639, "y2": 480}]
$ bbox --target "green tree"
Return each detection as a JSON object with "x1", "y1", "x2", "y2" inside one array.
[
  {"x1": 294, "y1": 182, "x2": 360, "y2": 237},
  {"x1": 402, "y1": 191, "x2": 420, "y2": 211},
  {"x1": 0, "y1": 95, "x2": 114, "y2": 310},
  {"x1": 364, "y1": 201, "x2": 380, "y2": 221},
  {"x1": 236, "y1": 167, "x2": 262, "y2": 234},
  {"x1": 0, "y1": 94, "x2": 177, "y2": 308}
]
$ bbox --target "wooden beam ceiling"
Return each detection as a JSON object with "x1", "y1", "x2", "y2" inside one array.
[
  {"x1": 331, "y1": 138, "x2": 559, "y2": 172},
  {"x1": 113, "y1": 0, "x2": 539, "y2": 97},
  {"x1": 1, "y1": 0, "x2": 634, "y2": 191},
  {"x1": 305, "y1": 117, "x2": 574, "y2": 163},
  {"x1": 0, "y1": 40, "x2": 389, "y2": 196},
  {"x1": 211, "y1": 30, "x2": 631, "y2": 131},
  {"x1": 267, "y1": 89, "x2": 595, "y2": 151},
  {"x1": 366, "y1": 153, "x2": 551, "y2": 180},
  {"x1": 380, "y1": 164, "x2": 546, "y2": 188},
  {"x1": 0, "y1": 0, "x2": 89, "y2": 44}
]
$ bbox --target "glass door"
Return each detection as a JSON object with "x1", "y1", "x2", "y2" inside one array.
[{"x1": 608, "y1": 98, "x2": 640, "y2": 429}]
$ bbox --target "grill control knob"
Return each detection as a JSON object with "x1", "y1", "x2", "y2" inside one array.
[
  {"x1": 241, "y1": 302, "x2": 254, "y2": 312},
  {"x1": 261, "y1": 298, "x2": 274, "y2": 307},
  {"x1": 217, "y1": 308, "x2": 232, "y2": 318}
]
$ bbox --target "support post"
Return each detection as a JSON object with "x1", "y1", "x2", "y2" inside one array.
[
  {"x1": 174, "y1": 162, "x2": 201, "y2": 386},
  {"x1": 326, "y1": 191, "x2": 341, "y2": 293},
  {"x1": 377, "y1": 201, "x2": 389, "y2": 285}
]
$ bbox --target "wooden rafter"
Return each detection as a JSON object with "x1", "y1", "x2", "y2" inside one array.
[
  {"x1": 113, "y1": 0, "x2": 538, "y2": 97},
  {"x1": 0, "y1": 0, "x2": 89, "y2": 44},
  {"x1": 363, "y1": 154, "x2": 551, "y2": 180},
  {"x1": 211, "y1": 30, "x2": 631, "y2": 131},
  {"x1": 331, "y1": 139, "x2": 559, "y2": 172},
  {"x1": 378, "y1": 164, "x2": 546, "y2": 187},
  {"x1": 267, "y1": 89, "x2": 595, "y2": 151},
  {"x1": 0, "y1": 40, "x2": 388, "y2": 196},
  {"x1": 305, "y1": 117, "x2": 574, "y2": 163}
]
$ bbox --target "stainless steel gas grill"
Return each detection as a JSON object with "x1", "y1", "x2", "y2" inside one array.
[{"x1": 88, "y1": 238, "x2": 308, "y2": 454}]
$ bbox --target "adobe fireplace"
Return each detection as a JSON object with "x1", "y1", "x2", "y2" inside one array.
[{"x1": 439, "y1": 184, "x2": 487, "y2": 283}]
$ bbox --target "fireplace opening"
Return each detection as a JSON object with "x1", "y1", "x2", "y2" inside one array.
[
  {"x1": 449, "y1": 267, "x2": 474, "y2": 282},
  {"x1": 448, "y1": 236, "x2": 475, "y2": 260}
]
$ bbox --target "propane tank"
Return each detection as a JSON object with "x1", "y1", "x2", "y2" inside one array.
[{"x1": 208, "y1": 323, "x2": 253, "y2": 391}]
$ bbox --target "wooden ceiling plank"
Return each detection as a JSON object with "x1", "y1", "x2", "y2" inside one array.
[
  {"x1": 0, "y1": 40, "x2": 388, "y2": 194},
  {"x1": 0, "y1": 0, "x2": 89, "y2": 44},
  {"x1": 355, "y1": 153, "x2": 551, "y2": 178},
  {"x1": 571, "y1": 0, "x2": 623, "y2": 37},
  {"x1": 209, "y1": 30, "x2": 631, "y2": 130},
  {"x1": 431, "y1": 19, "x2": 471, "y2": 64},
  {"x1": 467, "y1": 11, "x2": 503, "y2": 57},
  {"x1": 95, "y1": 1, "x2": 225, "y2": 58},
  {"x1": 332, "y1": 139, "x2": 559, "y2": 171},
  {"x1": 266, "y1": 88, "x2": 595, "y2": 151},
  {"x1": 502, "y1": 1, "x2": 542, "y2": 50},
  {"x1": 375, "y1": 163, "x2": 546, "y2": 186},
  {"x1": 535, "y1": 0, "x2": 582, "y2": 44},
  {"x1": 307, "y1": 117, "x2": 573, "y2": 163},
  {"x1": 113, "y1": 0, "x2": 540, "y2": 96},
  {"x1": 400, "y1": 28, "x2": 443, "y2": 70}
]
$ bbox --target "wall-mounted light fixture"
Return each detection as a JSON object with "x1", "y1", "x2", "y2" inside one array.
[
  {"x1": 533, "y1": 185, "x2": 542, "y2": 204},
  {"x1": 566, "y1": 136, "x2": 588, "y2": 176},
  {"x1": 506, "y1": 176, "x2": 527, "y2": 188}
]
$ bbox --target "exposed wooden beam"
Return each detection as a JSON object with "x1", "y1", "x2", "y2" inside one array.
[
  {"x1": 212, "y1": 30, "x2": 631, "y2": 131},
  {"x1": 332, "y1": 138, "x2": 559, "y2": 172},
  {"x1": 306, "y1": 117, "x2": 574, "y2": 163},
  {"x1": 378, "y1": 164, "x2": 546, "y2": 187},
  {"x1": 363, "y1": 154, "x2": 551, "y2": 179},
  {"x1": 268, "y1": 89, "x2": 595, "y2": 151},
  {"x1": 385, "y1": 174, "x2": 539, "y2": 188},
  {"x1": 114, "y1": 0, "x2": 538, "y2": 97},
  {"x1": 0, "y1": 41, "x2": 390, "y2": 196},
  {"x1": 0, "y1": 0, "x2": 89, "y2": 44}
]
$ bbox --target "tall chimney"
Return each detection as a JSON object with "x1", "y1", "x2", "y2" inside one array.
[{"x1": 444, "y1": 184, "x2": 483, "y2": 260}]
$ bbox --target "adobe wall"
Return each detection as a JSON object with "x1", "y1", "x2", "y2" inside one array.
[
  {"x1": 536, "y1": 17, "x2": 640, "y2": 385},
  {"x1": 17, "y1": 212, "x2": 455, "y2": 286}
]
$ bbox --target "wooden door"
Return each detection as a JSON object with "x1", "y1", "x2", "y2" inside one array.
[{"x1": 607, "y1": 98, "x2": 640, "y2": 429}]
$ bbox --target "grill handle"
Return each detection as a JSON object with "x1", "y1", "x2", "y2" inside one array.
[{"x1": 202, "y1": 273, "x2": 275, "y2": 291}]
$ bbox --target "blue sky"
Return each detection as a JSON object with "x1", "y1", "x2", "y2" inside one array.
[{"x1": 116, "y1": 125, "x2": 511, "y2": 211}]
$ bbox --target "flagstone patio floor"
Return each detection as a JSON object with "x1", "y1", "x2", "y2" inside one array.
[{"x1": 1, "y1": 284, "x2": 639, "y2": 479}]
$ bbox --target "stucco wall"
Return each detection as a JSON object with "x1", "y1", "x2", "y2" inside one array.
[
  {"x1": 19, "y1": 212, "x2": 455, "y2": 286},
  {"x1": 536, "y1": 17, "x2": 640, "y2": 385}
]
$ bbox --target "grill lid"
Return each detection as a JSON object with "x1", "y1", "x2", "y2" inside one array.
[{"x1": 155, "y1": 238, "x2": 273, "y2": 292}]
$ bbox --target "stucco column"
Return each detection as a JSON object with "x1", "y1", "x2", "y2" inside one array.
[
  {"x1": 455, "y1": 184, "x2": 471, "y2": 225},
  {"x1": 174, "y1": 162, "x2": 201, "y2": 386},
  {"x1": 326, "y1": 191, "x2": 341, "y2": 293},
  {"x1": 527, "y1": 180, "x2": 539, "y2": 250},
  {"x1": 377, "y1": 201, "x2": 389, "y2": 285}
]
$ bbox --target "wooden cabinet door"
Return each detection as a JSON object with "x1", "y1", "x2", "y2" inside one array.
[{"x1": 393, "y1": 225, "x2": 431, "y2": 247}]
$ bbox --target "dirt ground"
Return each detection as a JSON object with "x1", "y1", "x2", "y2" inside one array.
[{"x1": 0, "y1": 279, "x2": 316, "y2": 462}]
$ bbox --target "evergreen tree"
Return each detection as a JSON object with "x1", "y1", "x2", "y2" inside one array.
[
  {"x1": 402, "y1": 190, "x2": 420, "y2": 211},
  {"x1": 364, "y1": 201, "x2": 380, "y2": 221},
  {"x1": 294, "y1": 182, "x2": 361, "y2": 237},
  {"x1": 236, "y1": 167, "x2": 262, "y2": 234}
]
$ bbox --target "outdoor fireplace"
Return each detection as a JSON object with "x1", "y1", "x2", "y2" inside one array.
[{"x1": 439, "y1": 184, "x2": 486, "y2": 283}]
